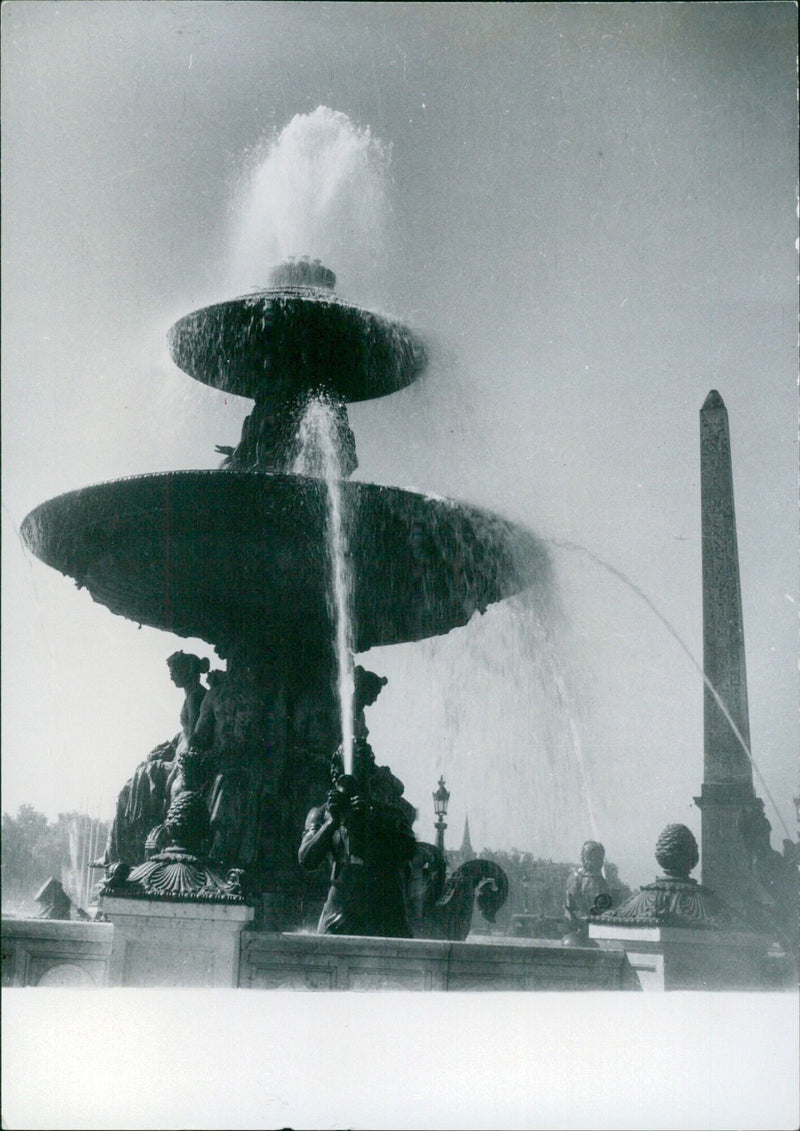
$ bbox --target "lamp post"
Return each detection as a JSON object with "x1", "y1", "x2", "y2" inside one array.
[{"x1": 433, "y1": 776, "x2": 450, "y2": 856}]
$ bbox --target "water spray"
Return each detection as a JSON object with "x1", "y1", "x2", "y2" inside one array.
[{"x1": 228, "y1": 106, "x2": 391, "y2": 298}]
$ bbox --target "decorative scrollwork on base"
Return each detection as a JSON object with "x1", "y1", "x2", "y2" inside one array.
[
  {"x1": 596, "y1": 876, "x2": 747, "y2": 930},
  {"x1": 100, "y1": 847, "x2": 247, "y2": 904}
]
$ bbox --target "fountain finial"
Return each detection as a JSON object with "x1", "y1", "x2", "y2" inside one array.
[{"x1": 269, "y1": 258, "x2": 336, "y2": 290}]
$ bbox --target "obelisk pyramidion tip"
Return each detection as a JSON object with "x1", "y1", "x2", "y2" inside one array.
[{"x1": 702, "y1": 389, "x2": 725, "y2": 412}]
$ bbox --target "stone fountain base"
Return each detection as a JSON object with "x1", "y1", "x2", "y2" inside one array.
[{"x1": 3, "y1": 913, "x2": 638, "y2": 990}]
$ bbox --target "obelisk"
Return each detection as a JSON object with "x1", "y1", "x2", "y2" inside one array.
[{"x1": 694, "y1": 390, "x2": 758, "y2": 908}]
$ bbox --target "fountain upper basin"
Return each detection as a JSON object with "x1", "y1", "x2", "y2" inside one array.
[
  {"x1": 168, "y1": 290, "x2": 427, "y2": 403},
  {"x1": 21, "y1": 471, "x2": 549, "y2": 652}
]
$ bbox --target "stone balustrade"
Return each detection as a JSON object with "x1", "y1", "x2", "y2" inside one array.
[
  {"x1": 2, "y1": 918, "x2": 113, "y2": 987},
  {"x1": 239, "y1": 932, "x2": 640, "y2": 991},
  {"x1": 2, "y1": 915, "x2": 639, "y2": 991}
]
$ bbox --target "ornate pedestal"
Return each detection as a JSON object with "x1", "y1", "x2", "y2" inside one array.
[
  {"x1": 588, "y1": 824, "x2": 774, "y2": 990},
  {"x1": 588, "y1": 921, "x2": 769, "y2": 990},
  {"x1": 102, "y1": 897, "x2": 254, "y2": 987}
]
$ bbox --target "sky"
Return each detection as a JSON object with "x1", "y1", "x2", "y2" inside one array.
[{"x1": 2, "y1": 1, "x2": 798, "y2": 892}]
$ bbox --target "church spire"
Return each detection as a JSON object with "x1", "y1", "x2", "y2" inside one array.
[{"x1": 460, "y1": 814, "x2": 475, "y2": 860}]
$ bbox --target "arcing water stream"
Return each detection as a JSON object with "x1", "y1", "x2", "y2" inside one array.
[
  {"x1": 293, "y1": 395, "x2": 356, "y2": 776},
  {"x1": 549, "y1": 538, "x2": 792, "y2": 840}
]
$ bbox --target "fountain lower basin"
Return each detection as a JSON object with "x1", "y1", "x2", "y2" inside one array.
[{"x1": 21, "y1": 470, "x2": 550, "y2": 651}]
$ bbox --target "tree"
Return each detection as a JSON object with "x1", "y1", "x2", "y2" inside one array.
[
  {"x1": 603, "y1": 861, "x2": 633, "y2": 905},
  {"x1": 1, "y1": 806, "x2": 109, "y2": 913},
  {"x1": 1, "y1": 805, "x2": 55, "y2": 902}
]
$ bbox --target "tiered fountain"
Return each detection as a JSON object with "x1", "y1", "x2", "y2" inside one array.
[{"x1": 20, "y1": 256, "x2": 551, "y2": 945}]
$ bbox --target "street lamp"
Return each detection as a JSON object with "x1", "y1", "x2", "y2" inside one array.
[{"x1": 433, "y1": 775, "x2": 450, "y2": 856}]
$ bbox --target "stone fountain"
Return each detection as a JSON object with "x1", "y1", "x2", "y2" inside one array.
[
  {"x1": 10, "y1": 264, "x2": 792, "y2": 992},
  {"x1": 20, "y1": 257, "x2": 550, "y2": 947}
]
